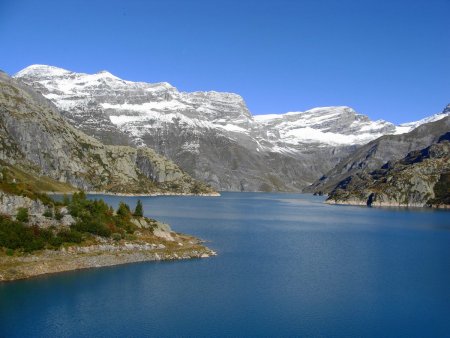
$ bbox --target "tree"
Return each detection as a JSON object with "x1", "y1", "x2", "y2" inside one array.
[
  {"x1": 116, "y1": 202, "x2": 131, "y2": 218},
  {"x1": 134, "y1": 200, "x2": 144, "y2": 217},
  {"x1": 16, "y1": 208, "x2": 29, "y2": 223}
]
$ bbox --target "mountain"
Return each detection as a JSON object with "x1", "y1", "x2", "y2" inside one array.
[
  {"x1": 307, "y1": 110, "x2": 450, "y2": 194},
  {"x1": 14, "y1": 65, "x2": 450, "y2": 191},
  {"x1": 0, "y1": 70, "x2": 214, "y2": 195},
  {"x1": 326, "y1": 133, "x2": 450, "y2": 208}
]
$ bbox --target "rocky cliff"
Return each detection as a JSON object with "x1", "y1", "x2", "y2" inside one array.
[
  {"x1": 15, "y1": 65, "x2": 449, "y2": 191},
  {"x1": 0, "y1": 71, "x2": 214, "y2": 195},
  {"x1": 307, "y1": 111, "x2": 450, "y2": 194},
  {"x1": 326, "y1": 134, "x2": 450, "y2": 208}
]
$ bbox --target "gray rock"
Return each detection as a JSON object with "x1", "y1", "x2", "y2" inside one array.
[
  {"x1": 0, "y1": 191, "x2": 46, "y2": 216},
  {"x1": 308, "y1": 113, "x2": 450, "y2": 194},
  {"x1": 0, "y1": 73, "x2": 214, "y2": 195},
  {"x1": 15, "y1": 65, "x2": 448, "y2": 192},
  {"x1": 326, "y1": 139, "x2": 450, "y2": 207}
]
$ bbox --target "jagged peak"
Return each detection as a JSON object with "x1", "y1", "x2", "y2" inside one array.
[
  {"x1": 185, "y1": 90, "x2": 245, "y2": 102},
  {"x1": 304, "y1": 106, "x2": 355, "y2": 114},
  {"x1": 255, "y1": 106, "x2": 361, "y2": 122},
  {"x1": 95, "y1": 70, "x2": 119, "y2": 78}
]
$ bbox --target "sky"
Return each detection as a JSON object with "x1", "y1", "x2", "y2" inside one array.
[{"x1": 0, "y1": 0, "x2": 449, "y2": 123}]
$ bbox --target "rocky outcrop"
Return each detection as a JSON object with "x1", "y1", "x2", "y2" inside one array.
[
  {"x1": 326, "y1": 135, "x2": 450, "y2": 208},
  {"x1": 15, "y1": 65, "x2": 449, "y2": 191},
  {"x1": 308, "y1": 112, "x2": 450, "y2": 194},
  {"x1": 0, "y1": 71, "x2": 214, "y2": 195},
  {"x1": 0, "y1": 191, "x2": 46, "y2": 216}
]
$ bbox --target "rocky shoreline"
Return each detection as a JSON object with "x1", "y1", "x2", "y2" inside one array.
[
  {"x1": 0, "y1": 232, "x2": 216, "y2": 282},
  {"x1": 325, "y1": 199, "x2": 449, "y2": 209},
  {"x1": 84, "y1": 191, "x2": 221, "y2": 197},
  {"x1": 45, "y1": 191, "x2": 221, "y2": 197}
]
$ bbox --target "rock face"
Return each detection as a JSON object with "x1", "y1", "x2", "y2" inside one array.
[
  {"x1": 0, "y1": 70, "x2": 214, "y2": 194},
  {"x1": 307, "y1": 112, "x2": 450, "y2": 194},
  {"x1": 14, "y1": 65, "x2": 449, "y2": 191},
  {"x1": 0, "y1": 191, "x2": 46, "y2": 216},
  {"x1": 326, "y1": 134, "x2": 450, "y2": 208}
]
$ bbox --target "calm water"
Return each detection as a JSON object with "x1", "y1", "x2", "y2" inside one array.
[{"x1": 1, "y1": 193, "x2": 450, "y2": 337}]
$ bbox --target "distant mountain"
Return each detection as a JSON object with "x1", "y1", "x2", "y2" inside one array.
[
  {"x1": 14, "y1": 65, "x2": 450, "y2": 191},
  {"x1": 0, "y1": 70, "x2": 214, "y2": 195},
  {"x1": 326, "y1": 133, "x2": 450, "y2": 208},
  {"x1": 307, "y1": 110, "x2": 450, "y2": 194}
]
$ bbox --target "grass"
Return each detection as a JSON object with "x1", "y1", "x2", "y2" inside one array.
[{"x1": 0, "y1": 160, "x2": 76, "y2": 196}]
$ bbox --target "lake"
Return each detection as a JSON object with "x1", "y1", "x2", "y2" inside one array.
[{"x1": 1, "y1": 193, "x2": 449, "y2": 337}]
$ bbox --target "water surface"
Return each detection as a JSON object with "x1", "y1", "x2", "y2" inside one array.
[{"x1": 1, "y1": 193, "x2": 449, "y2": 337}]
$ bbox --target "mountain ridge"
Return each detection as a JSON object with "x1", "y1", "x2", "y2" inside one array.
[
  {"x1": 0, "y1": 71, "x2": 215, "y2": 195},
  {"x1": 326, "y1": 134, "x2": 450, "y2": 208},
  {"x1": 14, "y1": 64, "x2": 450, "y2": 191},
  {"x1": 307, "y1": 112, "x2": 450, "y2": 194}
]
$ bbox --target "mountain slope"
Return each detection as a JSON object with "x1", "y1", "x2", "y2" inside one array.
[
  {"x1": 0, "y1": 70, "x2": 214, "y2": 194},
  {"x1": 307, "y1": 110, "x2": 450, "y2": 194},
  {"x1": 14, "y1": 65, "x2": 450, "y2": 191},
  {"x1": 326, "y1": 133, "x2": 450, "y2": 207}
]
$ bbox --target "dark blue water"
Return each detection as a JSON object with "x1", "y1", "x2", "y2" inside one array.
[{"x1": 1, "y1": 193, "x2": 450, "y2": 337}]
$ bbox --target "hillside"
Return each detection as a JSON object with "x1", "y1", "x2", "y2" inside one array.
[
  {"x1": 15, "y1": 65, "x2": 449, "y2": 191},
  {"x1": 307, "y1": 110, "x2": 450, "y2": 194},
  {"x1": 0, "y1": 71, "x2": 214, "y2": 195},
  {"x1": 326, "y1": 133, "x2": 450, "y2": 208}
]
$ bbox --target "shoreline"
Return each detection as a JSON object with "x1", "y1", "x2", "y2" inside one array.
[
  {"x1": 0, "y1": 234, "x2": 217, "y2": 282},
  {"x1": 45, "y1": 191, "x2": 221, "y2": 197},
  {"x1": 325, "y1": 199, "x2": 450, "y2": 209}
]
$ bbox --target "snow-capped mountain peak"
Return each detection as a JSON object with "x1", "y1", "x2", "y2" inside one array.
[
  {"x1": 13, "y1": 64, "x2": 450, "y2": 191},
  {"x1": 14, "y1": 64, "x2": 72, "y2": 78}
]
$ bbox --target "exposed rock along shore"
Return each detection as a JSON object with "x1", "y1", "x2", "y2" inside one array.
[
  {"x1": 0, "y1": 190, "x2": 217, "y2": 282},
  {"x1": 46, "y1": 191, "x2": 221, "y2": 197},
  {"x1": 325, "y1": 198, "x2": 449, "y2": 209},
  {"x1": 0, "y1": 238, "x2": 217, "y2": 282}
]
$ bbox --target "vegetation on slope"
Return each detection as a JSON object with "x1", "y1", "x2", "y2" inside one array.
[
  {"x1": 0, "y1": 191, "x2": 155, "y2": 253},
  {"x1": 0, "y1": 161, "x2": 75, "y2": 205}
]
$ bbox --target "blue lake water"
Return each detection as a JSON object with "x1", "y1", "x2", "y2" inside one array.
[{"x1": 1, "y1": 192, "x2": 450, "y2": 337}]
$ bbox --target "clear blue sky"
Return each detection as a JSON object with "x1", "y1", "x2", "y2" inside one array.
[{"x1": 1, "y1": 0, "x2": 449, "y2": 123}]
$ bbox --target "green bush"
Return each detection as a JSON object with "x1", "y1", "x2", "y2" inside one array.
[
  {"x1": 16, "y1": 208, "x2": 29, "y2": 223},
  {"x1": 0, "y1": 189, "x2": 150, "y2": 252},
  {"x1": 111, "y1": 232, "x2": 122, "y2": 241},
  {"x1": 54, "y1": 209, "x2": 63, "y2": 220},
  {"x1": 43, "y1": 208, "x2": 53, "y2": 218},
  {"x1": 72, "y1": 219, "x2": 112, "y2": 237},
  {"x1": 57, "y1": 229, "x2": 83, "y2": 244}
]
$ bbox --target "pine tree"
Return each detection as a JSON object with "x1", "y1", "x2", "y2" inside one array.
[
  {"x1": 134, "y1": 200, "x2": 144, "y2": 217},
  {"x1": 117, "y1": 202, "x2": 131, "y2": 218}
]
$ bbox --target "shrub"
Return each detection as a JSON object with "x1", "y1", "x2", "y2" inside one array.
[
  {"x1": 48, "y1": 235, "x2": 64, "y2": 248},
  {"x1": 16, "y1": 208, "x2": 29, "y2": 223},
  {"x1": 54, "y1": 209, "x2": 63, "y2": 220},
  {"x1": 57, "y1": 229, "x2": 82, "y2": 243},
  {"x1": 43, "y1": 208, "x2": 53, "y2": 218},
  {"x1": 111, "y1": 232, "x2": 122, "y2": 241},
  {"x1": 72, "y1": 219, "x2": 112, "y2": 237}
]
